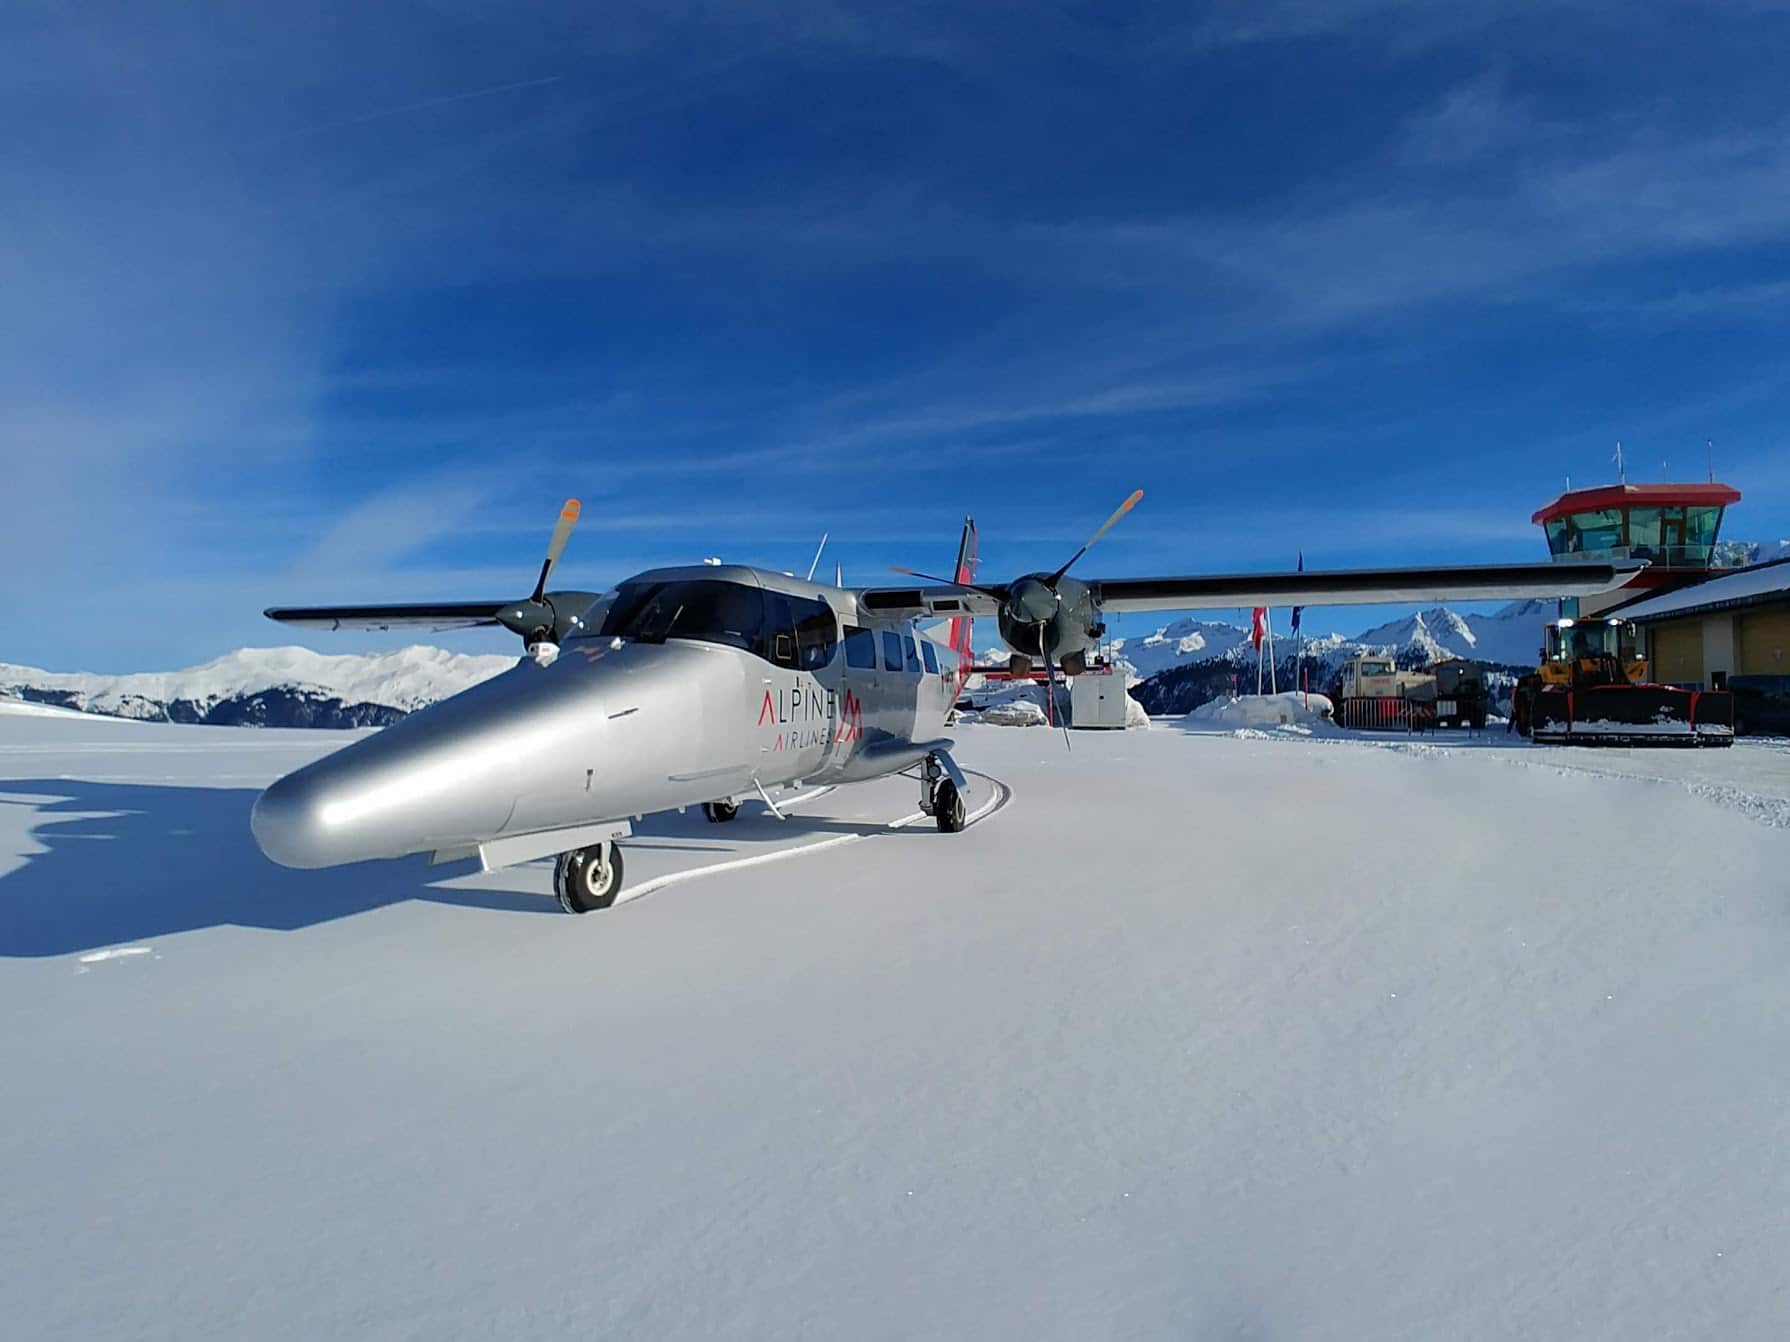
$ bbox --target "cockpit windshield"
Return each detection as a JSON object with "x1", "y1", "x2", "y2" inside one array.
[
  {"x1": 599, "y1": 579, "x2": 767, "y2": 652},
  {"x1": 590, "y1": 578, "x2": 839, "y2": 670}
]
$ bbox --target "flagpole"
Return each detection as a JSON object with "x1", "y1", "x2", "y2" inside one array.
[
  {"x1": 1297, "y1": 627, "x2": 1305, "y2": 709},
  {"x1": 1266, "y1": 609, "x2": 1278, "y2": 695},
  {"x1": 1291, "y1": 551, "x2": 1305, "y2": 707}
]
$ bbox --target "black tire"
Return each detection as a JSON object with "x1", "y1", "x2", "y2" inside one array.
[
  {"x1": 555, "y1": 844, "x2": 624, "y2": 914},
  {"x1": 934, "y1": 779, "x2": 967, "y2": 833},
  {"x1": 703, "y1": 800, "x2": 739, "y2": 823}
]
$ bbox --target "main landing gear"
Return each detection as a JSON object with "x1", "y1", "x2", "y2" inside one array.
[
  {"x1": 554, "y1": 841, "x2": 625, "y2": 914},
  {"x1": 702, "y1": 799, "x2": 739, "y2": 823},
  {"x1": 919, "y1": 751, "x2": 968, "y2": 833}
]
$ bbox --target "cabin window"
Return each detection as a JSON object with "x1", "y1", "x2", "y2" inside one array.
[
  {"x1": 902, "y1": 635, "x2": 920, "y2": 673},
  {"x1": 844, "y1": 625, "x2": 876, "y2": 669},
  {"x1": 882, "y1": 630, "x2": 903, "y2": 672},
  {"x1": 921, "y1": 641, "x2": 940, "y2": 674}
]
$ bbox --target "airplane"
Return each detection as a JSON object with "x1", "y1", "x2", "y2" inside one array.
[{"x1": 250, "y1": 491, "x2": 1640, "y2": 913}]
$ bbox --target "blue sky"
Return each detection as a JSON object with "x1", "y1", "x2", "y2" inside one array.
[{"x1": 5, "y1": 1, "x2": 1790, "y2": 671}]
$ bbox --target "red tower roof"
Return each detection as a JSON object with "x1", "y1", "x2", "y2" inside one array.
[{"x1": 1531, "y1": 482, "x2": 1740, "y2": 526}]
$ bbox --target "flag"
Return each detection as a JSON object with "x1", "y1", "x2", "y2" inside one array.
[
  {"x1": 1251, "y1": 606, "x2": 1267, "y2": 651},
  {"x1": 1290, "y1": 551, "x2": 1303, "y2": 635}
]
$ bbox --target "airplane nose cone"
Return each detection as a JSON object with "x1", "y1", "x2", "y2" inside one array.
[
  {"x1": 247, "y1": 658, "x2": 607, "y2": 869},
  {"x1": 250, "y1": 769, "x2": 334, "y2": 869}
]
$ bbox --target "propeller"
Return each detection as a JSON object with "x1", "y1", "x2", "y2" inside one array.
[
  {"x1": 496, "y1": 499, "x2": 586, "y2": 657},
  {"x1": 1003, "y1": 488, "x2": 1142, "y2": 647},
  {"x1": 894, "y1": 490, "x2": 1143, "y2": 748}
]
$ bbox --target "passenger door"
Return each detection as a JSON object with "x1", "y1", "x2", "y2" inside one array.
[{"x1": 750, "y1": 592, "x2": 838, "y2": 786}]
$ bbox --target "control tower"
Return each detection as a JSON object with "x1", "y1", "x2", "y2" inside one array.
[{"x1": 1531, "y1": 481, "x2": 1740, "y2": 617}]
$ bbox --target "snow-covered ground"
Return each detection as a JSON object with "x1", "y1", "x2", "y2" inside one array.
[{"x1": 4, "y1": 707, "x2": 1790, "y2": 1338}]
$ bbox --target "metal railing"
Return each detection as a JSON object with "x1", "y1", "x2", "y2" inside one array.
[
  {"x1": 1333, "y1": 697, "x2": 1433, "y2": 732},
  {"x1": 1550, "y1": 544, "x2": 1713, "y2": 568}
]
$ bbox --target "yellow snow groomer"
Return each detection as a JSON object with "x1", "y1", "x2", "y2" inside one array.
[{"x1": 1513, "y1": 617, "x2": 1733, "y2": 746}]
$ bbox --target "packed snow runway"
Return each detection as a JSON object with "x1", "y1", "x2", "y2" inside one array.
[{"x1": 4, "y1": 706, "x2": 1789, "y2": 1339}]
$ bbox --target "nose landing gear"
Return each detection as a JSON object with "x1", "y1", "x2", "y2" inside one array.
[
  {"x1": 919, "y1": 751, "x2": 969, "y2": 833},
  {"x1": 554, "y1": 841, "x2": 625, "y2": 913}
]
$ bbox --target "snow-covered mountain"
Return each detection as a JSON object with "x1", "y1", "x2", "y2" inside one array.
[
  {"x1": 1715, "y1": 538, "x2": 1790, "y2": 568},
  {"x1": 1347, "y1": 600, "x2": 1546, "y2": 669},
  {"x1": 0, "y1": 646, "x2": 516, "y2": 728},
  {"x1": 1108, "y1": 599, "x2": 1546, "y2": 685}
]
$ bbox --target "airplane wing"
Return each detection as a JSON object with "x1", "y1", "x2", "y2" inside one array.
[
  {"x1": 264, "y1": 602, "x2": 516, "y2": 631},
  {"x1": 857, "y1": 560, "x2": 1639, "y2": 620},
  {"x1": 1087, "y1": 560, "x2": 1641, "y2": 614}
]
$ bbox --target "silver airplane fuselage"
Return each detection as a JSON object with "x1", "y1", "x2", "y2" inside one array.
[{"x1": 251, "y1": 565, "x2": 966, "y2": 870}]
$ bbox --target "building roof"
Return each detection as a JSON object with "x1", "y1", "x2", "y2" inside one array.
[
  {"x1": 1617, "y1": 556, "x2": 1790, "y2": 622},
  {"x1": 1531, "y1": 482, "x2": 1740, "y2": 526}
]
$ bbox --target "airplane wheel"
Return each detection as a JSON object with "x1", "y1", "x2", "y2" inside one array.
[
  {"x1": 933, "y1": 780, "x2": 966, "y2": 833},
  {"x1": 703, "y1": 800, "x2": 739, "y2": 823},
  {"x1": 555, "y1": 843, "x2": 624, "y2": 914}
]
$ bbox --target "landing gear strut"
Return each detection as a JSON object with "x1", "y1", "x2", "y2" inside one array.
[
  {"x1": 702, "y1": 799, "x2": 739, "y2": 823},
  {"x1": 919, "y1": 753, "x2": 968, "y2": 833},
  {"x1": 554, "y1": 841, "x2": 625, "y2": 913}
]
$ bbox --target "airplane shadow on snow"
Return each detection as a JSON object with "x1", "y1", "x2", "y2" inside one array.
[
  {"x1": 0, "y1": 780, "x2": 559, "y2": 959},
  {"x1": 0, "y1": 780, "x2": 926, "y2": 958}
]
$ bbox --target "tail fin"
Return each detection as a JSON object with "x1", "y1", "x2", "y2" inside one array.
[{"x1": 947, "y1": 516, "x2": 979, "y2": 685}]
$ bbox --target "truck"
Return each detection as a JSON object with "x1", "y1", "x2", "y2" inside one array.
[
  {"x1": 1430, "y1": 658, "x2": 1488, "y2": 730},
  {"x1": 1328, "y1": 655, "x2": 1437, "y2": 731}
]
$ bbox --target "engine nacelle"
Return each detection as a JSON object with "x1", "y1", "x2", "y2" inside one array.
[{"x1": 994, "y1": 574, "x2": 1101, "y2": 665}]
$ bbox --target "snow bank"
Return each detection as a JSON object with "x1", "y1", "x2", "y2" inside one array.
[
  {"x1": 967, "y1": 699, "x2": 1049, "y2": 727},
  {"x1": 959, "y1": 681, "x2": 1150, "y2": 729},
  {"x1": 1183, "y1": 691, "x2": 1334, "y2": 732}
]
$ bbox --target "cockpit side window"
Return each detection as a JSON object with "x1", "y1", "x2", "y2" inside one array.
[
  {"x1": 882, "y1": 630, "x2": 903, "y2": 672},
  {"x1": 902, "y1": 635, "x2": 920, "y2": 673},
  {"x1": 921, "y1": 640, "x2": 939, "y2": 674},
  {"x1": 763, "y1": 593, "x2": 800, "y2": 669},
  {"x1": 793, "y1": 598, "x2": 838, "y2": 671}
]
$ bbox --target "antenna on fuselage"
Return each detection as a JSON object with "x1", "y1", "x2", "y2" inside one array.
[{"x1": 806, "y1": 533, "x2": 829, "y2": 582}]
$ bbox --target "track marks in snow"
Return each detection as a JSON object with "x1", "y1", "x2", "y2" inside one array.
[{"x1": 616, "y1": 771, "x2": 1011, "y2": 909}]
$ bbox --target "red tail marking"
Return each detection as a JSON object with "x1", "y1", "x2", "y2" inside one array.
[{"x1": 947, "y1": 516, "x2": 979, "y2": 692}]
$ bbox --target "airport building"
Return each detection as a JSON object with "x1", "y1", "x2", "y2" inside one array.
[{"x1": 1531, "y1": 479, "x2": 1790, "y2": 732}]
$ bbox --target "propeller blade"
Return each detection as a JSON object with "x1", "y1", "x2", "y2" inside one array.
[
  {"x1": 1040, "y1": 640, "x2": 1071, "y2": 751},
  {"x1": 890, "y1": 565, "x2": 1000, "y2": 596},
  {"x1": 530, "y1": 498, "x2": 583, "y2": 603},
  {"x1": 806, "y1": 533, "x2": 829, "y2": 583},
  {"x1": 1050, "y1": 488, "x2": 1144, "y2": 583}
]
